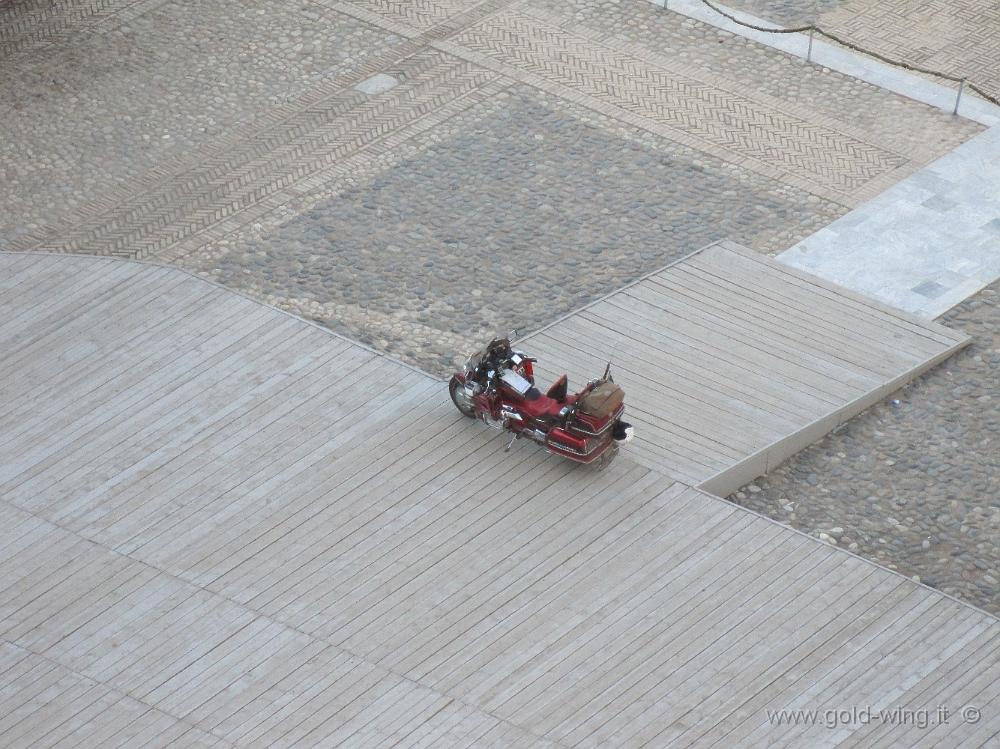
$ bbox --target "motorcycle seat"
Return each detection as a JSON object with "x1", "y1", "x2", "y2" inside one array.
[{"x1": 512, "y1": 391, "x2": 565, "y2": 420}]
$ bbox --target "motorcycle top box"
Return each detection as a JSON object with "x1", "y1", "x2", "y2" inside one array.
[{"x1": 449, "y1": 332, "x2": 633, "y2": 470}]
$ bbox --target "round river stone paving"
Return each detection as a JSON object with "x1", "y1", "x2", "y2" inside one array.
[
  {"x1": 732, "y1": 281, "x2": 1000, "y2": 615},
  {"x1": 207, "y1": 86, "x2": 840, "y2": 375}
]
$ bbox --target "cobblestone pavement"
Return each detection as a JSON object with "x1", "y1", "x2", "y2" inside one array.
[
  {"x1": 185, "y1": 85, "x2": 841, "y2": 373},
  {"x1": 723, "y1": 0, "x2": 1000, "y2": 101},
  {"x1": 1, "y1": 0, "x2": 980, "y2": 374},
  {"x1": 732, "y1": 281, "x2": 1000, "y2": 615},
  {"x1": 538, "y1": 0, "x2": 978, "y2": 191},
  {"x1": 1, "y1": 0, "x2": 404, "y2": 249},
  {"x1": 1, "y1": 0, "x2": 996, "y2": 619}
]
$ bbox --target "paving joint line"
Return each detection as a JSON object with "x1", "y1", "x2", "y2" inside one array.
[
  {"x1": 0, "y1": 495, "x2": 570, "y2": 748},
  {"x1": 0, "y1": 250, "x2": 441, "y2": 382},
  {"x1": 0, "y1": 626, "x2": 236, "y2": 747},
  {"x1": 526, "y1": 5, "x2": 911, "y2": 160}
]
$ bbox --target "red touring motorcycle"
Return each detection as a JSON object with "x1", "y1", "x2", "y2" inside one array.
[{"x1": 449, "y1": 333, "x2": 634, "y2": 469}]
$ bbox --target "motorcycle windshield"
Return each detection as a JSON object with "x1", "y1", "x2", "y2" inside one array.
[
  {"x1": 465, "y1": 346, "x2": 488, "y2": 371},
  {"x1": 466, "y1": 337, "x2": 508, "y2": 371}
]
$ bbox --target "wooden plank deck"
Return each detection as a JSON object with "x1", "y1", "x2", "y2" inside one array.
[
  {"x1": 1, "y1": 252, "x2": 996, "y2": 748},
  {"x1": 521, "y1": 240, "x2": 971, "y2": 494}
]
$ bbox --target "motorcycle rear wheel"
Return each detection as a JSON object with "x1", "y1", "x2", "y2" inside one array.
[
  {"x1": 449, "y1": 375, "x2": 476, "y2": 418},
  {"x1": 591, "y1": 442, "x2": 618, "y2": 471}
]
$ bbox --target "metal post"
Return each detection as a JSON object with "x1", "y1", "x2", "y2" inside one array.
[
  {"x1": 954, "y1": 78, "x2": 966, "y2": 115},
  {"x1": 806, "y1": 0, "x2": 818, "y2": 63}
]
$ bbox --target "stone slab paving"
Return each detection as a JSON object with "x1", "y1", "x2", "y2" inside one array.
[
  {"x1": 0, "y1": 0, "x2": 982, "y2": 378},
  {"x1": 709, "y1": 0, "x2": 844, "y2": 26},
  {"x1": 654, "y1": 0, "x2": 1000, "y2": 627},
  {"x1": 665, "y1": 0, "x2": 1000, "y2": 319},
  {"x1": 2, "y1": 253, "x2": 999, "y2": 748},
  {"x1": 732, "y1": 279, "x2": 1000, "y2": 617},
  {"x1": 780, "y1": 125, "x2": 1000, "y2": 318}
]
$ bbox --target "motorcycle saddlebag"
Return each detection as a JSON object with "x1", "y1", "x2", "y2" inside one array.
[{"x1": 577, "y1": 381, "x2": 624, "y2": 420}]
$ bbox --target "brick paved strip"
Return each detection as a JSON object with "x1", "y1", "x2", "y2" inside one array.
[
  {"x1": 336, "y1": 0, "x2": 480, "y2": 31},
  {"x1": 321, "y1": 0, "x2": 519, "y2": 40},
  {"x1": 8, "y1": 0, "x2": 517, "y2": 257},
  {"x1": 431, "y1": 40, "x2": 833, "y2": 207},
  {"x1": 6, "y1": 29, "x2": 436, "y2": 254},
  {"x1": 0, "y1": 0, "x2": 169, "y2": 59},
  {"x1": 157, "y1": 75, "x2": 514, "y2": 265},
  {"x1": 821, "y1": 0, "x2": 1000, "y2": 98},
  {"x1": 538, "y1": 7, "x2": 911, "y2": 158},
  {"x1": 36, "y1": 52, "x2": 500, "y2": 260},
  {"x1": 446, "y1": 9, "x2": 907, "y2": 205},
  {"x1": 321, "y1": 0, "x2": 424, "y2": 39}
]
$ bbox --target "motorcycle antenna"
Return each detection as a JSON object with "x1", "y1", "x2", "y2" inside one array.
[{"x1": 603, "y1": 333, "x2": 620, "y2": 383}]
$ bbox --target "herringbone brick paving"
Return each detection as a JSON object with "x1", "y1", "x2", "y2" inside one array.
[
  {"x1": 0, "y1": 0, "x2": 168, "y2": 59},
  {"x1": 453, "y1": 9, "x2": 908, "y2": 200},
  {"x1": 157, "y1": 75, "x2": 515, "y2": 267},
  {"x1": 826, "y1": 0, "x2": 1000, "y2": 97},
  {"x1": 2, "y1": 0, "x2": 413, "y2": 252},
  {"x1": 4, "y1": 0, "x2": 978, "y2": 263},
  {"x1": 338, "y1": 0, "x2": 484, "y2": 32},
  {"x1": 0, "y1": 0, "x2": 981, "y2": 339},
  {"x1": 38, "y1": 53, "x2": 500, "y2": 260},
  {"x1": 727, "y1": 0, "x2": 1000, "y2": 101}
]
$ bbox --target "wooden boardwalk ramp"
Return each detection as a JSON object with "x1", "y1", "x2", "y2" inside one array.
[
  {"x1": 523, "y1": 240, "x2": 970, "y2": 494},
  {"x1": 1, "y1": 252, "x2": 996, "y2": 748}
]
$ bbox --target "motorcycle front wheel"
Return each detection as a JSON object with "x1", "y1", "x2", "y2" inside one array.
[{"x1": 449, "y1": 375, "x2": 476, "y2": 418}]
